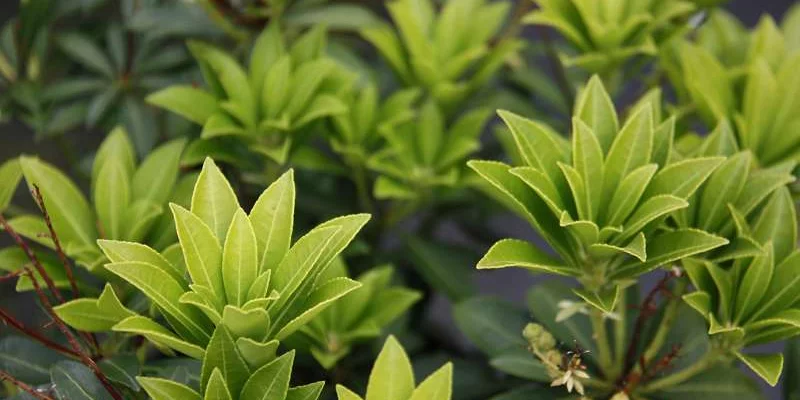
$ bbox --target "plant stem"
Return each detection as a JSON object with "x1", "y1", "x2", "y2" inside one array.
[
  {"x1": 590, "y1": 308, "x2": 614, "y2": 377},
  {"x1": 639, "y1": 350, "x2": 718, "y2": 393},
  {"x1": 0, "y1": 370, "x2": 54, "y2": 400},
  {"x1": 639, "y1": 279, "x2": 687, "y2": 369},
  {"x1": 613, "y1": 288, "x2": 627, "y2": 372}
]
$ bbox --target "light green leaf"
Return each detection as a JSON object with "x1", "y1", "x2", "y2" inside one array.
[
  {"x1": 409, "y1": 362, "x2": 452, "y2": 400},
  {"x1": 94, "y1": 157, "x2": 130, "y2": 240},
  {"x1": 222, "y1": 209, "x2": 258, "y2": 306},
  {"x1": 19, "y1": 156, "x2": 96, "y2": 247},
  {"x1": 98, "y1": 239, "x2": 184, "y2": 284},
  {"x1": 477, "y1": 239, "x2": 575, "y2": 276},
  {"x1": 171, "y1": 203, "x2": 225, "y2": 303},
  {"x1": 237, "y1": 338, "x2": 279, "y2": 371},
  {"x1": 735, "y1": 352, "x2": 783, "y2": 387},
  {"x1": 615, "y1": 195, "x2": 688, "y2": 244},
  {"x1": 0, "y1": 158, "x2": 21, "y2": 212},
  {"x1": 138, "y1": 377, "x2": 201, "y2": 400},
  {"x1": 250, "y1": 170, "x2": 295, "y2": 274},
  {"x1": 113, "y1": 315, "x2": 205, "y2": 358},
  {"x1": 612, "y1": 229, "x2": 728, "y2": 280},
  {"x1": 643, "y1": 157, "x2": 725, "y2": 199},
  {"x1": 240, "y1": 351, "x2": 294, "y2": 400},
  {"x1": 54, "y1": 284, "x2": 134, "y2": 332},
  {"x1": 365, "y1": 336, "x2": 414, "y2": 400},
  {"x1": 286, "y1": 382, "x2": 325, "y2": 400},
  {"x1": 601, "y1": 105, "x2": 653, "y2": 214},
  {"x1": 147, "y1": 86, "x2": 218, "y2": 125},
  {"x1": 571, "y1": 119, "x2": 604, "y2": 220},
  {"x1": 105, "y1": 261, "x2": 211, "y2": 344},
  {"x1": 752, "y1": 250, "x2": 800, "y2": 319},
  {"x1": 205, "y1": 368, "x2": 233, "y2": 400},
  {"x1": 201, "y1": 326, "x2": 250, "y2": 396},
  {"x1": 752, "y1": 188, "x2": 796, "y2": 263},
  {"x1": 336, "y1": 385, "x2": 364, "y2": 400},
  {"x1": 575, "y1": 75, "x2": 618, "y2": 152},
  {"x1": 573, "y1": 285, "x2": 620, "y2": 314},
  {"x1": 274, "y1": 277, "x2": 362, "y2": 340},
  {"x1": 604, "y1": 164, "x2": 657, "y2": 227},
  {"x1": 736, "y1": 244, "x2": 774, "y2": 323},
  {"x1": 698, "y1": 152, "x2": 751, "y2": 231},
  {"x1": 191, "y1": 158, "x2": 239, "y2": 242},
  {"x1": 132, "y1": 138, "x2": 186, "y2": 206}
]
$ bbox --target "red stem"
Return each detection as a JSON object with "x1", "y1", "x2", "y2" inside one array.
[
  {"x1": 0, "y1": 307, "x2": 82, "y2": 358},
  {"x1": 30, "y1": 186, "x2": 99, "y2": 352},
  {"x1": 31, "y1": 186, "x2": 80, "y2": 300},
  {"x1": 0, "y1": 369, "x2": 54, "y2": 400}
]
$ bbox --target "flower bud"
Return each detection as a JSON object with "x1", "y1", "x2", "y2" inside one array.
[{"x1": 522, "y1": 323, "x2": 544, "y2": 342}]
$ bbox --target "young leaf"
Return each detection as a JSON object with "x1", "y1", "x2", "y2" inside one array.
[
  {"x1": 171, "y1": 203, "x2": 225, "y2": 303},
  {"x1": 113, "y1": 316, "x2": 206, "y2": 359},
  {"x1": 138, "y1": 377, "x2": 201, "y2": 400},
  {"x1": 146, "y1": 86, "x2": 218, "y2": 125},
  {"x1": 191, "y1": 158, "x2": 239, "y2": 242},
  {"x1": 477, "y1": 239, "x2": 576, "y2": 276},
  {"x1": 239, "y1": 351, "x2": 294, "y2": 400},
  {"x1": 222, "y1": 209, "x2": 258, "y2": 306},
  {"x1": 249, "y1": 170, "x2": 295, "y2": 273},
  {"x1": 201, "y1": 326, "x2": 250, "y2": 396},
  {"x1": 574, "y1": 75, "x2": 618, "y2": 152},
  {"x1": 365, "y1": 336, "x2": 414, "y2": 400},
  {"x1": 643, "y1": 157, "x2": 725, "y2": 199},
  {"x1": 409, "y1": 362, "x2": 452, "y2": 400},
  {"x1": 735, "y1": 352, "x2": 783, "y2": 387},
  {"x1": 205, "y1": 368, "x2": 233, "y2": 400}
]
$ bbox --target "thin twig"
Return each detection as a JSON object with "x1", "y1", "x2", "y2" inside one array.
[
  {"x1": 0, "y1": 215, "x2": 64, "y2": 304},
  {"x1": 0, "y1": 306, "x2": 82, "y2": 358},
  {"x1": 24, "y1": 267, "x2": 123, "y2": 400},
  {"x1": 618, "y1": 270, "x2": 680, "y2": 388},
  {"x1": 31, "y1": 186, "x2": 79, "y2": 300},
  {"x1": 30, "y1": 186, "x2": 99, "y2": 352},
  {"x1": 0, "y1": 369, "x2": 54, "y2": 400}
]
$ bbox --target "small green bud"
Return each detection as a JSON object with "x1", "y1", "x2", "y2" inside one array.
[
  {"x1": 522, "y1": 323, "x2": 544, "y2": 342},
  {"x1": 536, "y1": 331, "x2": 556, "y2": 350}
]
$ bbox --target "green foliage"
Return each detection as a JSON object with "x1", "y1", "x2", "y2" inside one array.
[
  {"x1": 471, "y1": 77, "x2": 727, "y2": 311},
  {"x1": 2, "y1": 1, "x2": 800, "y2": 400},
  {"x1": 66, "y1": 158, "x2": 368, "y2": 363},
  {"x1": 361, "y1": 0, "x2": 520, "y2": 109},
  {"x1": 335, "y1": 336, "x2": 453, "y2": 400},
  {"x1": 370, "y1": 101, "x2": 491, "y2": 200},
  {"x1": 674, "y1": 11, "x2": 800, "y2": 168},
  {"x1": 3, "y1": 127, "x2": 189, "y2": 275},
  {"x1": 139, "y1": 328, "x2": 324, "y2": 400},
  {"x1": 290, "y1": 262, "x2": 421, "y2": 369},
  {"x1": 149, "y1": 24, "x2": 352, "y2": 165},
  {"x1": 525, "y1": 0, "x2": 696, "y2": 75}
]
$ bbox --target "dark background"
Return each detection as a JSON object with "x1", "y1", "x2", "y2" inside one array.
[{"x1": 0, "y1": 1, "x2": 797, "y2": 399}]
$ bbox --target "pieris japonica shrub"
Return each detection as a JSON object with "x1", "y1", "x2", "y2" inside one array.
[{"x1": 1, "y1": 1, "x2": 799, "y2": 400}]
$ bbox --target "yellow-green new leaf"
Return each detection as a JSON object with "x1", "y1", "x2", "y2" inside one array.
[
  {"x1": 573, "y1": 285, "x2": 621, "y2": 314},
  {"x1": 171, "y1": 203, "x2": 225, "y2": 303},
  {"x1": 201, "y1": 326, "x2": 250, "y2": 397},
  {"x1": 105, "y1": 261, "x2": 212, "y2": 344},
  {"x1": 736, "y1": 352, "x2": 783, "y2": 387},
  {"x1": 54, "y1": 284, "x2": 134, "y2": 332},
  {"x1": 222, "y1": 209, "x2": 258, "y2": 306},
  {"x1": 113, "y1": 316, "x2": 205, "y2": 359},
  {"x1": 191, "y1": 158, "x2": 239, "y2": 242},
  {"x1": 132, "y1": 138, "x2": 186, "y2": 206},
  {"x1": 146, "y1": 86, "x2": 218, "y2": 125},
  {"x1": 365, "y1": 336, "x2": 414, "y2": 400},
  {"x1": 205, "y1": 369, "x2": 233, "y2": 400},
  {"x1": 409, "y1": 362, "x2": 452, "y2": 400},
  {"x1": 478, "y1": 239, "x2": 575, "y2": 276},
  {"x1": 249, "y1": 170, "x2": 295, "y2": 274},
  {"x1": 643, "y1": 157, "x2": 725, "y2": 199},
  {"x1": 575, "y1": 76, "x2": 619, "y2": 152},
  {"x1": 240, "y1": 351, "x2": 294, "y2": 400},
  {"x1": 274, "y1": 277, "x2": 362, "y2": 340},
  {"x1": 0, "y1": 159, "x2": 22, "y2": 212},
  {"x1": 98, "y1": 239, "x2": 184, "y2": 284},
  {"x1": 19, "y1": 156, "x2": 96, "y2": 247},
  {"x1": 336, "y1": 385, "x2": 364, "y2": 400},
  {"x1": 736, "y1": 244, "x2": 774, "y2": 323},
  {"x1": 138, "y1": 377, "x2": 201, "y2": 400}
]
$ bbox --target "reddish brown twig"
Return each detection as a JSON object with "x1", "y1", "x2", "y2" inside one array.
[
  {"x1": 0, "y1": 369, "x2": 54, "y2": 400},
  {"x1": 24, "y1": 267, "x2": 122, "y2": 400},
  {"x1": 30, "y1": 186, "x2": 99, "y2": 352},
  {"x1": 0, "y1": 215, "x2": 64, "y2": 304},
  {"x1": 31, "y1": 186, "x2": 79, "y2": 300},
  {"x1": 0, "y1": 306, "x2": 82, "y2": 358},
  {"x1": 618, "y1": 271, "x2": 679, "y2": 386}
]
